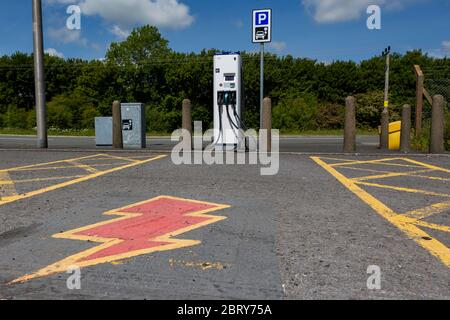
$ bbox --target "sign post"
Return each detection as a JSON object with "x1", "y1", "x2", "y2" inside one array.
[{"x1": 253, "y1": 9, "x2": 272, "y2": 129}]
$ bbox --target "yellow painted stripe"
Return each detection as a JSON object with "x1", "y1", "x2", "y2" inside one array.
[
  {"x1": 0, "y1": 155, "x2": 166, "y2": 207},
  {"x1": 0, "y1": 171, "x2": 17, "y2": 199},
  {"x1": 352, "y1": 169, "x2": 433, "y2": 182},
  {"x1": 7, "y1": 162, "x2": 129, "y2": 172},
  {"x1": 0, "y1": 154, "x2": 102, "y2": 173},
  {"x1": 331, "y1": 158, "x2": 423, "y2": 169},
  {"x1": 311, "y1": 156, "x2": 450, "y2": 268},
  {"x1": 403, "y1": 158, "x2": 450, "y2": 174},
  {"x1": 311, "y1": 157, "x2": 397, "y2": 220},
  {"x1": 66, "y1": 161, "x2": 99, "y2": 174},
  {"x1": 3, "y1": 175, "x2": 85, "y2": 184},
  {"x1": 400, "y1": 201, "x2": 450, "y2": 220},
  {"x1": 355, "y1": 181, "x2": 450, "y2": 198},
  {"x1": 102, "y1": 154, "x2": 140, "y2": 163},
  {"x1": 343, "y1": 165, "x2": 449, "y2": 182},
  {"x1": 412, "y1": 220, "x2": 450, "y2": 233}
]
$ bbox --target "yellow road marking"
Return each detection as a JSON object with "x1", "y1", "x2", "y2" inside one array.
[
  {"x1": 355, "y1": 181, "x2": 450, "y2": 198},
  {"x1": 7, "y1": 162, "x2": 129, "y2": 172},
  {"x1": 403, "y1": 158, "x2": 450, "y2": 174},
  {"x1": 66, "y1": 161, "x2": 99, "y2": 174},
  {"x1": 351, "y1": 169, "x2": 433, "y2": 182},
  {"x1": 342, "y1": 165, "x2": 449, "y2": 182},
  {"x1": 1, "y1": 175, "x2": 85, "y2": 184},
  {"x1": 412, "y1": 220, "x2": 450, "y2": 233},
  {"x1": 330, "y1": 158, "x2": 423, "y2": 168},
  {"x1": 0, "y1": 154, "x2": 101, "y2": 173},
  {"x1": 400, "y1": 202, "x2": 450, "y2": 220},
  {"x1": 0, "y1": 171, "x2": 18, "y2": 199},
  {"x1": 311, "y1": 156, "x2": 450, "y2": 268},
  {"x1": 11, "y1": 195, "x2": 229, "y2": 284},
  {"x1": 102, "y1": 154, "x2": 140, "y2": 163},
  {"x1": 0, "y1": 155, "x2": 166, "y2": 207}
]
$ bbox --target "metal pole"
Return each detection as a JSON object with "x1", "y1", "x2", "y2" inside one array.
[
  {"x1": 260, "y1": 43, "x2": 264, "y2": 129},
  {"x1": 32, "y1": 0, "x2": 48, "y2": 148}
]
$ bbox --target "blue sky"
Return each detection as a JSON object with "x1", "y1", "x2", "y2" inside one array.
[{"x1": 0, "y1": 0, "x2": 449, "y2": 62}]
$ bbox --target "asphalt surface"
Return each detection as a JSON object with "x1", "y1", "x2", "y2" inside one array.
[
  {"x1": 0, "y1": 147, "x2": 449, "y2": 299},
  {"x1": 0, "y1": 134, "x2": 382, "y2": 153}
]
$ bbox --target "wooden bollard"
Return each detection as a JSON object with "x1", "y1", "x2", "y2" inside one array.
[
  {"x1": 182, "y1": 99, "x2": 192, "y2": 135},
  {"x1": 430, "y1": 95, "x2": 445, "y2": 154},
  {"x1": 262, "y1": 97, "x2": 272, "y2": 153},
  {"x1": 112, "y1": 100, "x2": 123, "y2": 149},
  {"x1": 380, "y1": 109, "x2": 389, "y2": 149},
  {"x1": 343, "y1": 96, "x2": 356, "y2": 153},
  {"x1": 400, "y1": 104, "x2": 411, "y2": 153}
]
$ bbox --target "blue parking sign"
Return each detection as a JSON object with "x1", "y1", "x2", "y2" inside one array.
[
  {"x1": 252, "y1": 9, "x2": 272, "y2": 43},
  {"x1": 255, "y1": 11, "x2": 269, "y2": 26}
]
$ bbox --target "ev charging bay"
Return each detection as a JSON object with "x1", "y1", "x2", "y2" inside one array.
[{"x1": 0, "y1": 150, "x2": 449, "y2": 299}]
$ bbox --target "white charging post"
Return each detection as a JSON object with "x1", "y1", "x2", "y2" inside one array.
[{"x1": 213, "y1": 52, "x2": 244, "y2": 151}]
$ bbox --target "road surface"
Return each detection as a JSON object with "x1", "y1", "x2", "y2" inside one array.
[{"x1": 0, "y1": 149, "x2": 448, "y2": 299}]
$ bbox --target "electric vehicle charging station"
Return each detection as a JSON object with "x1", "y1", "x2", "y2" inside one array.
[
  {"x1": 121, "y1": 103, "x2": 146, "y2": 149},
  {"x1": 213, "y1": 52, "x2": 244, "y2": 150}
]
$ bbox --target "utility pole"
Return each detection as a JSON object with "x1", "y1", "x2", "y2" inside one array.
[
  {"x1": 32, "y1": 0, "x2": 48, "y2": 148},
  {"x1": 380, "y1": 46, "x2": 391, "y2": 149},
  {"x1": 260, "y1": 43, "x2": 264, "y2": 129}
]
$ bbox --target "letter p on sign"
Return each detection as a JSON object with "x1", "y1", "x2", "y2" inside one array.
[{"x1": 256, "y1": 12, "x2": 268, "y2": 25}]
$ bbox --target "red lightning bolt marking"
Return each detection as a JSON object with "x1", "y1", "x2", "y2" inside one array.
[{"x1": 11, "y1": 196, "x2": 229, "y2": 284}]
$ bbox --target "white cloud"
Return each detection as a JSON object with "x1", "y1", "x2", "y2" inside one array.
[
  {"x1": 77, "y1": 0, "x2": 194, "y2": 30},
  {"x1": 301, "y1": 0, "x2": 414, "y2": 23},
  {"x1": 443, "y1": 40, "x2": 450, "y2": 53},
  {"x1": 110, "y1": 25, "x2": 130, "y2": 39},
  {"x1": 268, "y1": 41, "x2": 287, "y2": 53},
  {"x1": 46, "y1": 0, "x2": 194, "y2": 38},
  {"x1": 428, "y1": 40, "x2": 450, "y2": 58},
  {"x1": 45, "y1": 48, "x2": 64, "y2": 58},
  {"x1": 48, "y1": 27, "x2": 87, "y2": 46}
]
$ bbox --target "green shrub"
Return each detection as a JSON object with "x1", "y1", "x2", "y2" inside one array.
[
  {"x1": 316, "y1": 103, "x2": 345, "y2": 129},
  {"x1": 272, "y1": 92, "x2": 319, "y2": 131},
  {"x1": 47, "y1": 101, "x2": 74, "y2": 129},
  {"x1": 146, "y1": 105, "x2": 181, "y2": 133},
  {"x1": 80, "y1": 106, "x2": 100, "y2": 129},
  {"x1": 3, "y1": 105, "x2": 30, "y2": 129}
]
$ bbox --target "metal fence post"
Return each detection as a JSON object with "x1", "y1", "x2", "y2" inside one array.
[{"x1": 343, "y1": 96, "x2": 356, "y2": 153}]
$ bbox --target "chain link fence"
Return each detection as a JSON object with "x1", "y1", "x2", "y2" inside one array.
[{"x1": 422, "y1": 66, "x2": 450, "y2": 119}]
